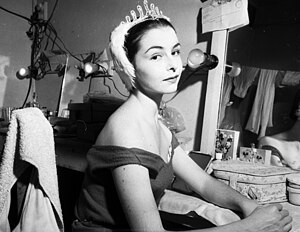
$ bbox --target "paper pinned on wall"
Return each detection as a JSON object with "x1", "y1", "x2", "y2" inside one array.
[{"x1": 201, "y1": 0, "x2": 249, "y2": 34}]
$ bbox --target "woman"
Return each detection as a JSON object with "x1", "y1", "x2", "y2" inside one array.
[
  {"x1": 259, "y1": 89, "x2": 300, "y2": 169},
  {"x1": 72, "y1": 1, "x2": 292, "y2": 231}
]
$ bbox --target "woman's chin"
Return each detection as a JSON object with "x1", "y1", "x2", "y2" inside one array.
[{"x1": 164, "y1": 87, "x2": 178, "y2": 94}]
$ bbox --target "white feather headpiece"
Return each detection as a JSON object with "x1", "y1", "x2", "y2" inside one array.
[{"x1": 109, "y1": 0, "x2": 170, "y2": 91}]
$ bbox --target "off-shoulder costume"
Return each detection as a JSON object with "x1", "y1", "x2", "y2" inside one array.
[{"x1": 72, "y1": 133, "x2": 179, "y2": 231}]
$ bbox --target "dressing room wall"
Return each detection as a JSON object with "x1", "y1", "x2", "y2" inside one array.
[{"x1": 1, "y1": 0, "x2": 207, "y2": 151}]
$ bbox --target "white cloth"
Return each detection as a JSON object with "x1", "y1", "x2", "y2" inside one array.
[
  {"x1": 158, "y1": 189, "x2": 240, "y2": 226},
  {"x1": 0, "y1": 107, "x2": 63, "y2": 231},
  {"x1": 245, "y1": 69, "x2": 278, "y2": 138}
]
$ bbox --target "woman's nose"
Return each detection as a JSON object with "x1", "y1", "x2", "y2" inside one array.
[
  {"x1": 166, "y1": 56, "x2": 177, "y2": 72},
  {"x1": 169, "y1": 66, "x2": 176, "y2": 72}
]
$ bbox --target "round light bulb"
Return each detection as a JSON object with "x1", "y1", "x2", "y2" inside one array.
[
  {"x1": 226, "y1": 62, "x2": 241, "y2": 77},
  {"x1": 84, "y1": 62, "x2": 98, "y2": 74},
  {"x1": 187, "y1": 49, "x2": 206, "y2": 69},
  {"x1": 19, "y1": 67, "x2": 28, "y2": 76},
  {"x1": 84, "y1": 63, "x2": 93, "y2": 74},
  {"x1": 16, "y1": 67, "x2": 29, "y2": 79}
]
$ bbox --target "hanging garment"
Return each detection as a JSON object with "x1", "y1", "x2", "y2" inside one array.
[
  {"x1": 245, "y1": 69, "x2": 278, "y2": 139},
  {"x1": 0, "y1": 107, "x2": 64, "y2": 232},
  {"x1": 219, "y1": 74, "x2": 233, "y2": 125},
  {"x1": 233, "y1": 66, "x2": 260, "y2": 98}
]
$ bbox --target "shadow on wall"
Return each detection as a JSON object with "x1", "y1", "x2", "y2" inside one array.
[
  {"x1": 175, "y1": 68, "x2": 208, "y2": 151},
  {"x1": 169, "y1": 8, "x2": 216, "y2": 151},
  {"x1": 0, "y1": 56, "x2": 10, "y2": 106},
  {"x1": 193, "y1": 8, "x2": 213, "y2": 150},
  {"x1": 1, "y1": 56, "x2": 31, "y2": 109}
]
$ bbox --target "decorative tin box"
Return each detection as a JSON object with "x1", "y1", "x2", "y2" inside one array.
[{"x1": 212, "y1": 160, "x2": 298, "y2": 204}]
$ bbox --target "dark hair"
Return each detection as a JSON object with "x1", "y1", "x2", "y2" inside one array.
[{"x1": 124, "y1": 17, "x2": 175, "y2": 63}]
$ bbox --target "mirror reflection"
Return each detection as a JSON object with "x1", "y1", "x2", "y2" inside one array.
[{"x1": 218, "y1": 0, "x2": 300, "y2": 168}]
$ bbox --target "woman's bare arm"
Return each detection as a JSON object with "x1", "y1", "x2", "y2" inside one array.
[
  {"x1": 112, "y1": 164, "x2": 166, "y2": 231},
  {"x1": 171, "y1": 146, "x2": 292, "y2": 232},
  {"x1": 172, "y1": 146, "x2": 258, "y2": 215},
  {"x1": 112, "y1": 155, "x2": 292, "y2": 232}
]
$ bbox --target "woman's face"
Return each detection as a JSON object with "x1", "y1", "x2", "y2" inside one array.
[{"x1": 133, "y1": 26, "x2": 182, "y2": 95}]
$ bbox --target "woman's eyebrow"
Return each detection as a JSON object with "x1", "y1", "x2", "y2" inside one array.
[
  {"x1": 173, "y1": 43, "x2": 181, "y2": 49},
  {"x1": 145, "y1": 42, "x2": 181, "y2": 54},
  {"x1": 145, "y1": 46, "x2": 163, "y2": 54}
]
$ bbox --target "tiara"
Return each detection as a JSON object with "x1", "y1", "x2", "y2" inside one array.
[
  {"x1": 122, "y1": 0, "x2": 168, "y2": 25},
  {"x1": 109, "y1": 0, "x2": 170, "y2": 91}
]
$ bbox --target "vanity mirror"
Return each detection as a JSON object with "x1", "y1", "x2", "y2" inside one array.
[{"x1": 218, "y1": 0, "x2": 300, "y2": 153}]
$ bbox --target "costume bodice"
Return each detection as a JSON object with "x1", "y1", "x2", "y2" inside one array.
[{"x1": 73, "y1": 133, "x2": 180, "y2": 231}]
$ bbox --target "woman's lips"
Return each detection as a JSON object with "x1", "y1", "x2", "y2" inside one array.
[{"x1": 163, "y1": 75, "x2": 179, "y2": 82}]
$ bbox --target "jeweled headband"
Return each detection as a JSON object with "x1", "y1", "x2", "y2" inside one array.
[{"x1": 109, "y1": 0, "x2": 170, "y2": 91}]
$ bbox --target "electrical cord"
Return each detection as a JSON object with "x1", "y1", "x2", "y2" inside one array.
[
  {"x1": 107, "y1": 77, "x2": 129, "y2": 98},
  {"x1": 46, "y1": 22, "x2": 81, "y2": 61},
  {"x1": 46, "y1": 0, "x2": 58, "y2": 22},
  {"x1": 1, "y1": 0, "x2": 128, "y2": 105},
  {"x1": 0, "y1": 5, "x2": 31, "y2": 22},
  {"x1": 164, "y1": 68, "x2": 201, "y2": 104}
]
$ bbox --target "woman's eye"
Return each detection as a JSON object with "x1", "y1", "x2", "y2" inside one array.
[
  {"x1": 151, "y1": 54, "x2": 162, "y2": 60},
  {"x1": 172, "y1": 50, "x2": 181, "y2": 56}
]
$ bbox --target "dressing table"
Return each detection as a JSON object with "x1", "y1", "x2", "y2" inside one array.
[{"x1": 54, "y1": 137, "x2": 300, "y2": 231}]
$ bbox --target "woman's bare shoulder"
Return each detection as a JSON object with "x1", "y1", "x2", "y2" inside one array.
[
  {"x1": 259, "y1": 132, "x2": 289, "y2": 145},
  {"x1": 95, "y1": 107, "x2": 143, "y2": 147}
]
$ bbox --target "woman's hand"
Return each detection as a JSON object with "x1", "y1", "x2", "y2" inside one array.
[
  {"x1": 243, "y1": 203, "x2": 292, "y2": 232},
  {"x1": 239, "y1": 200, "x2": 259, "y2": 218}
]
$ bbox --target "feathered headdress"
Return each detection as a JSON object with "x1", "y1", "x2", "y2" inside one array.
[{"x1": 109, "y1": 0, "x2": 170, "y2": 91}]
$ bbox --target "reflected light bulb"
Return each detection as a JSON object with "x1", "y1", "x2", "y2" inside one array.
[{"x1": 226, "y1": 62, "x2": 241, "y2": 77}]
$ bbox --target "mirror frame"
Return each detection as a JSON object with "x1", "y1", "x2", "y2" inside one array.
[{"x1": 199, "y1": 30, "x2": 229, "y2": 156}]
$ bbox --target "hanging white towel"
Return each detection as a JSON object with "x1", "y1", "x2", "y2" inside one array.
[{"x1": 0, "y1": 107, "x2": 63, "y2": 231}]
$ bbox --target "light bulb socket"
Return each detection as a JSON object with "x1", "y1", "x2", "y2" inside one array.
[
  {"x1": 203, "y1": 54, "x2": 219, "y2": 70},
  {"x1": 187, "y1": 48, "x2": 219, "y2": 70}
]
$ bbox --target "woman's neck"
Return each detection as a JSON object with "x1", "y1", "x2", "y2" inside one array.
[{"x1": 129, "y1": 90, "x2": 162, "y2": 121}]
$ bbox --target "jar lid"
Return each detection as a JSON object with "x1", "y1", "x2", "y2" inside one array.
[
  {"x1": 287, "y1": 186, "x2": 300, "y2": 193},
  {"x1": 287, "y1": 173, "x2": 300, "y2": 186},
  {"x1": 289, "y1": 182, "x2": 300, "y2": 189}
]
